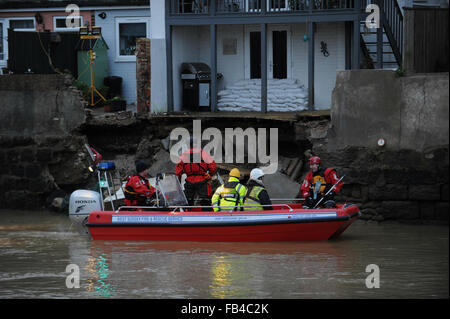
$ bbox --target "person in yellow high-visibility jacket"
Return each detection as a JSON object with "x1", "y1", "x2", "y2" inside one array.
[
  {"x1": 243, "y1": 168, "x2": 273, "y2": 211},
  {"x1": 211, "y1": 168, "x2": 247, "y2": 212}
]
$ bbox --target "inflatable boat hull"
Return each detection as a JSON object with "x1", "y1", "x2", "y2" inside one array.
[{"x1": 86, "y1": 204, "x2": 360, "y2": 241}]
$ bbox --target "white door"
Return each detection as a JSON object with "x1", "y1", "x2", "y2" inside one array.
[
  {"x1": 268, "y1": 24, "x2": 291, "y2": 79},
  {"x1": 244, "y1": 24, "x2": 291, "y2": 79}
]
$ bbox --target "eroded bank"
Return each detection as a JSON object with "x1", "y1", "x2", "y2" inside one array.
[{"x1": 0, "y1": 71, "x2": 448, "y2": 223}]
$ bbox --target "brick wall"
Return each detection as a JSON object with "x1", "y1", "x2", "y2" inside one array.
[{"x1": 136, "y1": 38, "x2": 151, "y2": 114}]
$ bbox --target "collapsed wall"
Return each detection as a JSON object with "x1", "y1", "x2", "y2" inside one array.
[
  {"x1": 0, "y1": 74, "x2": 91, "y2": 209},
  {"x1": 323, "y1": 70, "x2": 449, "y2": 222},
  {"x1": 0, "y1": 71, "x2": 448, "y2": 224}
]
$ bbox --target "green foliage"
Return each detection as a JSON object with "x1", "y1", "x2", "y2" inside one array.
[
  {"x1": 72, "y1": 79, "x2": 110, "y2": 106},
  {"x1": 104, "y1": 96, "x2": 126, "y2": 105},
  {"x1": 72, "y1": 79, "x2": 90, "y2": 102},
  {"x1": 395, "y1": 67, "x2": 405, "y2": 77}
]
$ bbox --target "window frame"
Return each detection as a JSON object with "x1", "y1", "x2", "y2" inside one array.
[
  {"x1": 0, "y1": 19, "x2": 5, "y2": 63},
  {"x1": 115, "y1": 17, "x2": 149, "y2": 62},
  {"x1": 53, "y1": 15, "x2": 84, "y2": 32},
  {"x1": 8, "y1": 17, "x2": 36, "y2": 32}
]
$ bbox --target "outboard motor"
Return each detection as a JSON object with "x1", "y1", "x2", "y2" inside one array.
[
  {"x1": 69, "y1": 144, "x2": 121, "y2": 235},
  {"x1": 69, "y1": 190, "x2": 102, "y2": 235}
]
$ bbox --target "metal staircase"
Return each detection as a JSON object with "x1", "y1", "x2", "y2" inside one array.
[{"x1": 360, "y1": 0, "x2": 404, "y2": 69}]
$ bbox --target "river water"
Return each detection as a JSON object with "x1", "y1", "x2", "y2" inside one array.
[{"x1": 0, "y1": 210, "x2": 448, "y2": 300}]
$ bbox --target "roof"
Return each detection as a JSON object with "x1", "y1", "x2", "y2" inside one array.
[
  {"x1": 0, "y1": 0, "x2": 149, "y2": 9},
  {"x1": 75, "y1": 35, "x2": 109, "y2": 50}
]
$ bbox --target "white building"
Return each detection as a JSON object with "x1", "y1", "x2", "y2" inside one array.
[
  {"x1": 0, "y1": 0, "x2": 150, "y2": 106},
  {"x1": 152, "y1": 0, "x2": 404, "y2": 113},
  {"x1": 93, "y1": 6, "x2": 150, "y2": 104}
]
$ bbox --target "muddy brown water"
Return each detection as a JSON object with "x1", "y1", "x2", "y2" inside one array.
[{"x1": 0, "y1": 210, "x2": 447, "y2": 299}]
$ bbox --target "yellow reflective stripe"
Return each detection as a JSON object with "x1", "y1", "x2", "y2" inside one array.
[
  {"x1": 250, "y1": 186, "x2": 263, "y2": 197},
  {"x1": 243, "y1": 186, "x2": 264, "y2": 211}
]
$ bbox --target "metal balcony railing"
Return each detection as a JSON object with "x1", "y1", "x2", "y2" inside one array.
[
  {"x1": 170, "y1": 0, "x2": 211, "y2": 14},
  {"x1": 169, "y1": 0, "x2": 359, "y2": 15}
]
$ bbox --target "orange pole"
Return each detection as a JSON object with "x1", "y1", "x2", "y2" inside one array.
[{"x1": 89, "y1": 50, "x2": 94, "y2": 106}]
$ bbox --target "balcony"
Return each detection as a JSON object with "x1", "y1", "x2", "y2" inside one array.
[{"x1": 169, "y1": 0, "x2": 361, "y2": 16}]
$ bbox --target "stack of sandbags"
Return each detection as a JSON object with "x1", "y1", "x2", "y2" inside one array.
[{"x1": 217, "y1": 79, "x2": 309, "y2": 112}]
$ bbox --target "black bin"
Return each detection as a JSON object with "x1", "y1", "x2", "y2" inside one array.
[{"x1": 104, "y1": 76, "x2": 123, "y2": 99}]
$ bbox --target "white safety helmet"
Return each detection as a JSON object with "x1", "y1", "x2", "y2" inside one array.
[{"x1": 250, "y1": 168, "x2": 265, "y2": 185}]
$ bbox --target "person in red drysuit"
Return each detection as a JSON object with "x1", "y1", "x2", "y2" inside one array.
[
  {"x1": 175, "y1": 137, "x2": 217, "y2": 207},
  {"x1": 300, "y1": 156, "x2": 343, "y2": 208},
  {"x1": 90, "y1": 147, "x2": 102, "y2": 166},
  {"x1": 124, "y1": 161, "x2": 157, "y2": 206}
]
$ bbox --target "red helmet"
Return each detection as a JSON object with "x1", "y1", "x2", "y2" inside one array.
[{"x1": 309, "y1": 156, "x2": 321, "y2": 165}]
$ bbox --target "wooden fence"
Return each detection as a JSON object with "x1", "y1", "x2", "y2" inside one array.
[
  {"x1": 7, "y1": 30, "x2": 79, "y2": 76},
  {"x1": 404, "y1": 8, "x2": 449, "y2": 73}
]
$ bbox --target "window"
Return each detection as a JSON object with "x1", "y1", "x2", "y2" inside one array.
[
  {"x1": 115, "y1": 17, "x2": 149, "y2": 62},
  {"x1": 9, "y1": 18, "x2": 35, "y2": 31},
  {"x1": 245, "y1": 0, "x2": 289, "y2": 12},
  {"x1": 53, "y1": 16, "x2": 83, "y2": 32},
  {"x1": 0, "y1": 22, "x2": 4, "y2": 61}
]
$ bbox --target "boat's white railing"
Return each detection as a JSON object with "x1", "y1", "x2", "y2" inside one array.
[
  {"x1": 271, "y1": 198, "x2": 305, "y2": 201},
  {"x1": 116, "y1": 205, "x2": 165, "y2": 212},
  {"x1": 115, "y1": 204, "x2": 294, "y2": 213},
  {"x1": 170, "y1": 204, "x2": 294, "y2": 213}
]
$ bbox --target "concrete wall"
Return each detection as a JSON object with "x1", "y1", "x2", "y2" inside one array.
[
  {"x1": 329, "y1": 70, "x2": 449, "y2": 152},
  {"x1": 0, "y1": 74, "x2": 86, "y2": 138},
  {"x1": 0, "y1": 74, "x2": 91, "y2": 209},
  {"x1": 150, "y1": 0, "x2": 167, "y2": 113}
]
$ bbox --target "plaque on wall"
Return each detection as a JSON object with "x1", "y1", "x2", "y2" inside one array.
[{"x1": 223, "y1": 38, "x2": 237, "y2": 55}]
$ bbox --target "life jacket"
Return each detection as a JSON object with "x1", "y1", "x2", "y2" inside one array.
[
  {"x1": 310, "y1": 168, "x2": 336, "y2": 196},
  {"x1": 124, "y1": 175, "x2": 155, "y2": 206},
  {"x1": 176, "y1": 148, "x2": 216, "y2": 183},
  {"x1": 183, "y1": 156, "x2": 208, "y2": 178},
  {"x1": 301, "y1": 167, "x2": 342, "y2": 199},
  {"x1": 243, "y1": 185, "x2": 265, "y2": 211},
  {"x1": 215, "y1": 181, "x2": 245, "y2": 212}
]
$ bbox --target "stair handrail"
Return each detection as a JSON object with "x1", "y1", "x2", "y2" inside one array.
[{"x1": 378, "y1": 0, "x2": 403, "y2": 66}]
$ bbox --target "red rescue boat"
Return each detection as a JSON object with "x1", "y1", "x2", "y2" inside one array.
[
  {"x1": 85, "y1": 203, "x2": 360, "y2": 241},
  {"x1": 69, "y1": 160, "x2": 360, "y2": 242}
]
